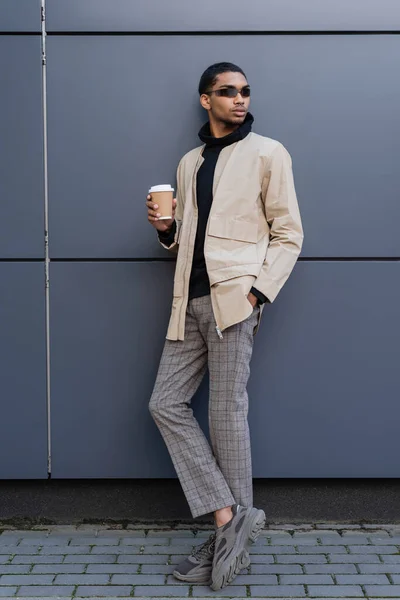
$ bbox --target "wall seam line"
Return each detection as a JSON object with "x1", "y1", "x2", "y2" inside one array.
[{"x1": 41, "y1": 0, "x2": 51, "y2": 478}]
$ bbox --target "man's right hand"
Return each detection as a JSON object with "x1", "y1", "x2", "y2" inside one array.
[{"x1": 146, "y1": 194, "x2": 177, "y2": 233}]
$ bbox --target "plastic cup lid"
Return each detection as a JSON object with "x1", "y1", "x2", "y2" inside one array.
[{"x1": 148, "y1": 184, "x2": 174, "y2": 193}]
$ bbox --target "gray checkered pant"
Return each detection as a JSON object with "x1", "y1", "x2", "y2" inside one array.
[{"x1": 149, "y1": 294, "x2": 260, "y2": 519}]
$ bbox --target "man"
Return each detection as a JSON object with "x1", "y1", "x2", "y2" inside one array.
[{"x1": 147, "y1": 62, "x2": 304, "y2": 590}]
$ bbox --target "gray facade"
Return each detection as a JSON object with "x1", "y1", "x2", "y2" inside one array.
[{"x1": 1, "y1": 1, "x2": 399, "y2": 480}]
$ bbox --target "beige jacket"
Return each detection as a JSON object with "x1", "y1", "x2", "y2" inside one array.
[{"x1": 159, "y1": 132, "x2": 304, "y2": 341}]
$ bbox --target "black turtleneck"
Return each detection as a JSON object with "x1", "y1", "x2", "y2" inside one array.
[{"x1": 158, "y1": 112, "x2": 268, "y2": 305}]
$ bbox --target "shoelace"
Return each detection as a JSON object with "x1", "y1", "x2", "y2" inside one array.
[{"x1": 191, "y1": 533, "x2": 216, "y2": 561}]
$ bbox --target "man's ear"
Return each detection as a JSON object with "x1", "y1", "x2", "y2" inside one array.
[{"x1": 199, "y1": 94, "x2": 211, "y2": 111}]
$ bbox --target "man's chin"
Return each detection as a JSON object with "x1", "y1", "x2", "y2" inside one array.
[{"x1": 224, "y1": 114, "x2": 247, "y2": 126}]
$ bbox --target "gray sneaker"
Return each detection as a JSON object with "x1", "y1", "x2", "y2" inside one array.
[
  {"x1": 210, "y1": 503, "x2": 266, "y2": 591},
  {"x1": 173, "y1": 532, "x2": 217, "y2": 584}
]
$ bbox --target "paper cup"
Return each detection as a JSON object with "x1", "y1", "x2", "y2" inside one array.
[{"x1": 149, "y1": 184, "x2": 174, "y2": 220}]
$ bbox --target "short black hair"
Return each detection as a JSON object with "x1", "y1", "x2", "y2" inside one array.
[{"x1": 198, "y1": 62, "x2": 247, "y2": 95}]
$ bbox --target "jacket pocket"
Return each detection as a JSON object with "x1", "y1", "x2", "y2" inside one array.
[{"x1": 208, "y1": 215, "x2": 258, "y2": 243}]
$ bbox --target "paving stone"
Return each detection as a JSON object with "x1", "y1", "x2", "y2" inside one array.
[
  {"x1": 63, "y1": 554, "x2": 117, "y2": 563},
  {"x1": 276, "y1": 554, "x2": 327, "y2": 563},
  {"x1": 46, "y1": 525, "x2": 78, "y2": 535},
  {"x1": 364, "y1": 585, "x2": 400, "y2": 597},
  {"x1": 98, "y1": 528, "x2": 140, "y2": 537},
  {"x1": 250, "y1": 544, "x2": 297, "y2": 554},
  {"x1": 265, "y1": 535, "x2": 295, "y2": 544},
  {"x1": 305, "y1": 564, "x2": 358, "y2": 574},
  {"x1": 319, "y1": 536, "x2": 348, "y2": 545},
  {"x1": 71, "y1": 537, "x2": 119, "y2": 545},
  {"x1": 54, "y1": 573, "x2": 110, "y2": 584},
  {"x1": 17, "y1": 585, "x2": 75, "y2": 596},
  {"x1": 91, "y1": 545, "x2": 141, "y2": 554},
  {"x1": 0, "y1": 574, "x2": 55, "y2": 585},
  {"x1": 75, "y1": 585, "x2": 132, "y2": 597},
  {"x1": 150, "y1": 530, "x2": 195, "y2": 538},
  {"x1": 280, "y1": 574, "x2": 333, "y2": 584},
  {"x1": 40, "y1": 544, "x2": 92, "y2": 554},
  {"x1": 363, "y1": 524, "x2": 400, "y2": 529},
  {"x1": 17, "y1": 538, "x2": 48, "y2": 546},
  {"x1": 27, "y1": 536, "x2": 73, "y2": 546},
  {"x1": 251, "y1": 563, "x2": 303, "y2": 574},
  {"x1": 2, "y1": 531, "x2": 47, "y2": 538},
  {"x1": 87, "y1": 564, "x2": 140, "y2": 574},
  {"x1": 118, "y1": 554, "x2": 169, "y2": 564},
  {"x1": 111, "y1": 574, "x2": 165, "y2": 584},
  {"x1": 291, "y1": 534, "x2": 321, "y2": 544},
  {"x1": 229, "y1": 574, "x2": 278, "y2": 584},
  {"x1": 61, "y1": 596, "x2": 128, "y2": 599},
  {"x1": 296, "y1": 545, "x2": 347, "y2": 554},
  {"x1": 336, "y1": 535, "x2": 370, "y2": 544},
  {"x1": 328, "y1": 553, "x2": 380, "y2": 563},
  {"x1": 241, "y1": 553, "x2": 274, "y2": 564},
  {"x1": 164, "y1": 576, "x2": 194, "y2": 586},
  {"x1": 0, "y1": 565, "x2": 31, "y2": 575},
  {"x1": 121, "y1": 537, "x2": 169, "y2": 546},
  {"x1": 269, "y1": 523, "x2": 311, "y2": 530},
  {"x1": 249, "y1": 584, "x2": 306, "y2": 597},
  {"x1": 170, "y1": 537, "x2": 200, "y2": 545},
  {"x1": 312, "y1": 531, "x2": 342, "y2": 539},
  {"x1": 382, "y1": 555, "x2": 400, "y2": 563},
  {"x1": 0, "y1": 545, "x2": 39, "y2": 554},
  {"x1": 307, "y1": 584, "x2": 364, "y2": 596},
  {"x1": 31, "y1": 563, "x2": 85, "y2": 574},
  {"x1": 371, "y1": 535, "x2": 400, "y2": 544},
  {"x1": 6, "y1": 523, "x2": 400, "y2": 599},
  {"x1": 192, "y1": 585, "x2": 247, "y2": 596},
  {"x1": 336, "y1": 573, "x2": 390, "y2": 584},
  {"x1": 75, "y1": 525, "x2": 99, "y2": 533},
  {"x1": 348, "y1": 545, "x2": 399, "y2": 554},
  {"x1": 0, "y1": 587, "x2": 18, "y2": 596},
  {"x1": 358, "y1": 563, "x2": 400, "y2": 573},
  {"x1": 11, "y1": 555, "x2": 63, "y2": 564},
  {"x1": 142, "y1": 545, "x2": 192, "y2": 554},
  {"x1": 135, "y1": 584, "x2": 189, "y2": 596},
  {"x1": 140, "y1": 564, "x2": 174, "y2": 574},
  {"x1": 315, "y1": 524, "x2": 363, "y2": 529},
  {"x1": 275, "y1": 524, "x2": 315, "y2": 530},
  {"x1": 365, "y1": 530, "x2": 391, "y2": 537}
]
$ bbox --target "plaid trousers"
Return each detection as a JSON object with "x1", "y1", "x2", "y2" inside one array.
[{"x1": 149, "y1": 294, "x2": 260, "y2": 519}]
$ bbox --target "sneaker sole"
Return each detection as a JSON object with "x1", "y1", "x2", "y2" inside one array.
[
  {"x1": 173, "y1": 568, "x2": 213, "y2": 584},
  {"x1": 173, "y1": 552, "x2": 251, "y2": 585},
  {"x1": 210, "y1": 508, "x2": 265, "y2": 591}
]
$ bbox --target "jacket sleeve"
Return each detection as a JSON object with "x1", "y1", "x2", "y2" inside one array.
[
  {"x1": 157, "y1": 159, "x2": 185, "y2": 254},
  {"x1": 252, "y1": 143, "x2": 304, "y2": 302},
  {"x1": 250, "y1": 286, "x2": 270, "y2": 305}
]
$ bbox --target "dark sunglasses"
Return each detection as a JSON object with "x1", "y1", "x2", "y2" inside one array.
[{"x1": 204, "y1": 86, "x2": 251, "y2": 98}]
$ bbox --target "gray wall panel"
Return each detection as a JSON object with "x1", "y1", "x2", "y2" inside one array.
[
  {"x1": 0, "y1": 0, "x2": 40, "y2": 32},
  {"x1": 47, "y1": 35, "x2": 400, "y2": 259},
  {"x1": 46, "y1": 0, "x2": 400, "y2": 32},
  {"x1": 250, "y1": 261, "x2": 400, "y2": 477},
  {"x1": 50, "y1": 262, "x2": 180, "y2": 477},
  {"x1": 0, "y1": 36, "x2": 44, "y2": 258},
  {"x1": 50, "y1": 261, "x2": 399, "y2": 478},
  {"x1": 0, "y1": 263, "x2": 47, "y2": 479}
]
